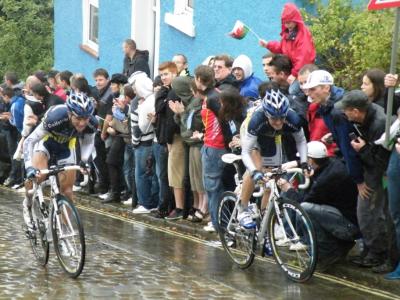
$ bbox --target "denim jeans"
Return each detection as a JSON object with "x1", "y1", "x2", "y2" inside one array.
[
  {"x1": 388, "y1": 149, "x2": 400, "y2": 252},
  {"x1": 134, "y1": 145, "x2": 158, "y2": 209},
  {"x1": 301, "y1": 202, "x2": 359, "y2": 260},
  {"x1": 201, "y1": 146, "x2": 226, "y2": 230},
  {"x1": 153, "y1": 143, "x2": 170, "y2": 210},
  {"x1": 123, "y1": 144, "x2": 137, "y2": 202},
  {"x1": 4, "y1": 127, "x2": 22, "y2": 183}
]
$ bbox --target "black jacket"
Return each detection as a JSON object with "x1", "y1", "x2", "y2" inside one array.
[
  {"x1": 352, "y1": 103, "x2": 391, "y2": 187},
  {"x1": 288, "y1": 158, "x2": 358, "y2": 225},
  {"x1": 215, "y1": 74, "x2": 240, "y2": 91},
  {"x1": 123, "y1": 50, "x2": 150, "y2": 78},
  {"x1": 155, "y1": 86, "x2": 180, "y2": 144},
  {"x1": 44, "y1": 94, "x2": 64, "y2": 111}
]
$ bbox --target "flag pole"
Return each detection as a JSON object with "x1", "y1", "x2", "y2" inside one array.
[{"x1": 385, "y1": 7, "x2": 400, "y2": 145}]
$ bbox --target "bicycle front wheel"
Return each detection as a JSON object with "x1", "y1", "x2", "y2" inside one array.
[
  {"x1": 51, "y1": 195, "x2": 86, "y2": 278},
  {"x1": 29, "y1": 197, "x2": 49, "y2": 266},
  {"x1": 267, "y1": 197, "x2": 317, "y2": 282},
  {"x1": 218, "y1": 192, "x2": 256, "y2": 269}
]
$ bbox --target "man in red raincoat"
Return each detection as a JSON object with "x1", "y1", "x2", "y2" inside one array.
[{"x1": 260, "y1": 3, "x2": 316, "y2": 86}]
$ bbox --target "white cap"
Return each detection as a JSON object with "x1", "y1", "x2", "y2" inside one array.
[
  {"x1": 307, "y1": 141, "x2": 328, "y2": 159},
  {"x1": 302, "y1": 70, "x2": 334, "y2": 89}
]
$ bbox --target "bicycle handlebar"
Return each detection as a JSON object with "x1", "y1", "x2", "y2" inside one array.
[
  {"x1": 39, "y1": 165, "x2": 84, "y2": 176},
  {"x1": 252, "y1": 167, "x2": 310, "y2": 198},
  {"x1": 266, "y1": 167, "x2": 310, "y2": 190}
]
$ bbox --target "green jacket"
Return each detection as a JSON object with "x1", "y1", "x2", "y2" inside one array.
[{"x1": 174, "y1": 95, "x2": 204, "y2": 147}]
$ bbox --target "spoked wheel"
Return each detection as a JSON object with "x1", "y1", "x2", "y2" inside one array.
[
  {"x1": 51, "y1": 195, "x2": 85, "y2": 278},
  {"x1": 268, "y1": 197, "x2": 317, "y2": 282},
  {"x1": 218, "y1": 192, "x2": 256, "y2": 269},
  {"x1": 29, "y1": 197, "x2": 49, "y2": 266}
]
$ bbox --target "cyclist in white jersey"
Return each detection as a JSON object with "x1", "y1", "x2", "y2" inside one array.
[{"x1": 22, "y1": 92, "x2": 98, "y2": 227}]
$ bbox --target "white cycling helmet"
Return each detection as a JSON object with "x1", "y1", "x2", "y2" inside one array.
[{"x1": 307, "y1": 141, "x2": 328, "y2": 159}]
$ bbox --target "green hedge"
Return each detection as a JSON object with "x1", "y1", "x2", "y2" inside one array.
[
  {"x1": 303, "y1": 0, "x2": 397, "y2": 89},
  {"x1": 0, "y1": 0, "x2": 53, "y2": 80}
]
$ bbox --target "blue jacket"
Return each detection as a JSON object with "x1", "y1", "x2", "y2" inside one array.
[
  {"x1": 10, "y1": 95, "x2": 25, "y2": 133},
  {"x1": 239, "y1": 74, "x2": 262, "y2": 99},
  {"x1": 318, "y1": 98, "x2": 364, "y2": 184},
  {"x1": 330, "y1": 85, "x2": 345, "y2": 102}
]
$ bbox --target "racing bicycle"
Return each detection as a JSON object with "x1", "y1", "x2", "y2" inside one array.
[
  {"x1": 25, "y1": 164, "x2": 86, "y2": 278},
  {"x1": 218, "y1": 153, "x2": 317, "y2": 282}
]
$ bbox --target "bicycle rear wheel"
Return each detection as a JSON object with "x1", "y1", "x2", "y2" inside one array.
[
  {"x1": 267, "y1": 197, "x2": 317, "y2": 282},
  {"x1": 51, "y1": 195, "x2": 85, "y2": 278},
  {"x1": 29, "y1": 197, "x2": 49, "y2": 266},
  {"x1": 218, "y1": 192, "x2": 256, "y2": 269}
]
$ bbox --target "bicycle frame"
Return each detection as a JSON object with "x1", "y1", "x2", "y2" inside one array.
[
  {"x1": 255, "y1": 168, "x2": 309, "y2": 255},
  {"x1": 220, "y1": 160, "x2": 309, "y2": 256},
  {"x1": 30, "y1": 165, "x2": 82, "y2": 239}
]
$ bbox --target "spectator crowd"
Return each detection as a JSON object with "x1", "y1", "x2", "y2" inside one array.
[{"x1": 1, "y1": 2, "x2": 400, "y2": 279}]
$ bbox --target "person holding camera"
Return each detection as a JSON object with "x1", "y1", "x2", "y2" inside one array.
[
  {"x1": 280, "y1": 141, "x2": 360, "y2": 270},
  {"x1": 341, "y1": 90, "x2": 393, "y2": 272}
]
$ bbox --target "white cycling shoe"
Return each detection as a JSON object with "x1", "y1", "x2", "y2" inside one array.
[
  {"x1": 289, "y1": 241, "x2": 308, "y2": 251},
  {"x1": 238, "y1": 209, "x2": 256, "y2": 229}
]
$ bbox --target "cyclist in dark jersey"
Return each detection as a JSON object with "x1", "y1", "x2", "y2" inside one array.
[
  {"x1": 22, "y1": 92, "x2": 97, "y2": 227},
  {"x1": 238, "y1": 88, "x2": 308, "y2": 229}
]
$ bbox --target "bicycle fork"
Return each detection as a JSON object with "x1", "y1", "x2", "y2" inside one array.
[{"x1": 50, "y1": 175, "x2": 75, "y2": 239}]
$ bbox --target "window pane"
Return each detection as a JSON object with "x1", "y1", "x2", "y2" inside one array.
[
  {"x1": 187, "y1": 0, "x2": 194, "y2": 9},
  {"x1": 89, "y1": 4, "x2": 98, "y2": 44}
]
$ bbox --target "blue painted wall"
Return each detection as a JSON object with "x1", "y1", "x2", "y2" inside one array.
[
  {"x1": 54, "y1": 0, "x2": 311, "y2": 82},
  {"x1": 54, "y1": 0, "x2": 131, "y2": 82},
  {"x1": 159, "y1": 0, "x2": 301, "y2": 79}
]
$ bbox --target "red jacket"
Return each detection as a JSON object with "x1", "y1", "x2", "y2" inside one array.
[
  {"x1": 308, "y1": 102, "x2": 336, "y2": 157},
  {"x1": 266, "y1": 3, "x2": 316, "y2": 77}
]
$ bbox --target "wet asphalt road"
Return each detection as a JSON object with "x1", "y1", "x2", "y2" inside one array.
[{"x1": 0, "y1": 189, "x2": 395, "y2": 299}]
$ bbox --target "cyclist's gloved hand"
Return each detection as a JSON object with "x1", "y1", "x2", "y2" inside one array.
[
  {"x1": 251, "y1": 170, "x2": 264, "y2": 183},
  {"x1": 79, "y1": 161, "x2": 90, "y2": 174},
  {"x1": 79, "y1": 161, "x2": 90, "y2": 169},
  {"x1": 300, "y1": 162, "x2": 312, "y2": 177},
  {"x1": 26, "y1": 167, "x2": 38, "y2": 179}
]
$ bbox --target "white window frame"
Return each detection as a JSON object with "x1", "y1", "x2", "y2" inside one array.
[
  {"x1": 164, "y1": 0, "x2": 195, "y2": 37},
  {"x1": 82, "y1": 0, "x2": 99, "y2": 53}
]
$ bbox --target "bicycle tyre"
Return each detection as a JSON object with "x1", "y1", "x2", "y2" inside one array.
[
  {"x1": 218, "y1": 191, "x2": 256, "y2": 269},
  {"x1": 51, "y1": 195, "x2": 86, "y2": 278},
  {"x1": 29, "y1": 196, "x2": 49, "y2": 266},
  {"x1": 267, "y1": 197, "x2": 317, "y2": 283}
]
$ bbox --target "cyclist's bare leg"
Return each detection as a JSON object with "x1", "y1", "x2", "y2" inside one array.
[
  {"x1": 58, "y1": 170, "x2": 76, "y2": 202},
  {"x1": 24, "y1": 152, "x2": 49, "y2": 200},
  {"x1": 261, "y1": 189, "x2": 271, "y2": 210},
  {"x1": 239, "y1": 150, "x2": 263, "y2": 209}
]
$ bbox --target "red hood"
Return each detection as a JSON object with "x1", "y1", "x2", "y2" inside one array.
[{"x1": 281, "y1": 3, "x2": 305, "y2": 32}]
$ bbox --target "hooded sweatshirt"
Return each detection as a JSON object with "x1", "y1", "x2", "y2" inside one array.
[
  {"x1": 265, "y1": 3, "x2": 316, "y2": 77},
  {"x1": 171, "y1": 77, "x2": 204, "y2": 147},
  {"x1": 130, "y1": 73, "x2": 155, "y2": 147},
  {"x1": 232, "y1": 54, "x2": 262, "y2": 98}
]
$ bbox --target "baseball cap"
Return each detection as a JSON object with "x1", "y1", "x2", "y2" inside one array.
[
  {"x1": 307, "y1": 141, "x2": 328, "y2": 159},
  {"x1": 302, "y1": 70, "x2": 334, "y2": 89}
]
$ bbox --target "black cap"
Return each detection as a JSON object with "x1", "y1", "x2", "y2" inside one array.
[
  {"x1": 340, "y1": 90, "x2": 369, "y2": 111},
  {"x1": 110, "y1": 73, "x2": 128, "y2": 85}
]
